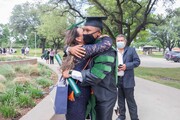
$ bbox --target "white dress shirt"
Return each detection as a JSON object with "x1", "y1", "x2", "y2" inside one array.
[
  {"x1": 117, "y1": 50, "x2": 124, "y2": 76},
  {"x1": 71, "y1": 70, "x2": 83, "y2": 82}
]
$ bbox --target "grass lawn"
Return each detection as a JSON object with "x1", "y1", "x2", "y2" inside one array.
[
  {"x1": 149, "y1": 52, "x2": 164, "y2": 58},
  {"x1": 135, "y1": 67, "x2": 180, "y2": 89},
  {"x1": 13, "y1": 48, "x2": 64, "y2": 58},
  {"x1": 14, "y1": 48, "x2": 43, "y2": 57}
]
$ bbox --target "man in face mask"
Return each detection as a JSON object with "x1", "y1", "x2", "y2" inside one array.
[
  {"x1": 63, "y1": 17, "x2": 117, "y2": 120},
  {"x1": 66, "y1": 17, "x2": 110, "y2": 58},
  {"x1": 116, "y1": 34, "x2": 140, "y2": 120},
  {"x1": 82, "y1": 22, "x2": 102, "y2": 44}
]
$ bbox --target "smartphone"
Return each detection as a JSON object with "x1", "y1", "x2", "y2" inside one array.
[{"x1": 118, "y1": 64, "x2": 123, "y2": 68}]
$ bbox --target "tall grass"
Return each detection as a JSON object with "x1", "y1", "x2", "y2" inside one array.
[
  {"x1": 0, "y1": 62, "x2": 56, "y2": 119},
  {"x1": 0, "y1": 104, "x2": 17, "y2": 118},
  {"x1": 35, "y1": 77, "x2": 53, "y2": 88},
  {"x1": 17, "y1": 93, "x2": 35, "y2": 108},
  {"x1": 0, "y1": 65, "x2": 15, "y2": 78}
]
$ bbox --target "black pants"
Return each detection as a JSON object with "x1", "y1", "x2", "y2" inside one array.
[
  {"x1": 50, "y1": 56, "x2": 54, "y2": 64},
  {"x1": 95, "y1": 96, "x2": 116, "y2": 120},
  {"x1": 117, "y1": 77, "x2": 139, "y2": 120}
]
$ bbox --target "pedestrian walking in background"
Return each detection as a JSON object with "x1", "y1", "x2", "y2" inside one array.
[
  {"x1": 49, "y1": 48, "x2": 55, "y2": 64},
  {"x1": 25, "y1": 47, "x2": 29, "y2": 55},
  {"x1": 21, "y1": 47, "x2": 25, "y2": 55},
  {"x1": 45, "y1": 49, "x2": 50, "y2": 64}
]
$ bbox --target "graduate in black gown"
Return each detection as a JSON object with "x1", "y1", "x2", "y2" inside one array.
[
  {"x1": 61, "y1": 21, "x2": 113, "y2": 120},
  {"x1": 63, "y1": 17, "x2": 117, "y2": 120}
]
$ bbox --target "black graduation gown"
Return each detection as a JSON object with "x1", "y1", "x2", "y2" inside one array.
[{"x1": 81, "y1": 47, "x2": 118, "y2": 120}]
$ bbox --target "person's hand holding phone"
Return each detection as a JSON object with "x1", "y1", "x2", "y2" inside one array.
[{"x1": 118, "y1": 64, "x2": 126, "y2": 71}]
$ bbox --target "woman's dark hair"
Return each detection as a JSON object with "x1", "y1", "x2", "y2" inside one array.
[
  {"x1": 64, "y1": 27, "x2": 79, "y2": 46},
  {"x1": 61, "y1": 27, "x2": 80, "y2": 72}
]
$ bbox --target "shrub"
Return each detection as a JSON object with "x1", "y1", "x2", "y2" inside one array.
[
  {"x1": 17, "y1": 93, "x2": 35, "y2": 108},
  {"x1": 0, "y1": 65, "x2": 15, "y2": 78},
  {"x1": 13, "y1": 84, "x2": 27, "y2": 95},
  {"x1": 0, "y1": 89, "x2": 16, "y2": 104},
  {"x1": 0, "y1": 104, "x2": 17, "y2": 118},
  {"x1": 0, "y1": 83, "x2": 5, "y2": 93},
  {"x1": 13, "y1": 77, "x2": 30, "y2": 84},
  {"x1": 14, "y1": 65, "x2": 21, "y2": 72},
  {"x1": 17, "y1": 65, "x2": 31, "y2": 74},
  {"x1": 13, "y1": 64, "x2": 36, "y2": 75},
  {"x1": 29, "y1": 67, "x2": 39, "y2": 76},
  {"x1": 27, "y1": 85, "x2": 44, "y2": 99},
  {"x1": 38, "y1": 64, "x2": 52, "y2": 77},
  {"x1": 0, "y1": 63, "x2": 55, "y2": 119},
  {"x1": 36, "y1": 77, "x2": 53, "y2": 88},
  {"x1": 0, "y1": 75, "x2": 6, "y2": 83}
]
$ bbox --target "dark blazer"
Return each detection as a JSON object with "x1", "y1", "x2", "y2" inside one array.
[{"x1": 121, "y1": 46, "x2": 140, "y2": 88}]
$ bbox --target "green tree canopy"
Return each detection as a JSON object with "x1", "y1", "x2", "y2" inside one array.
[
  {"x1": 37, "y1": 7, "x2": 68, "y2": 51},
  {"x1": 0, "y1": 24, "x2": 10, "y2": 47},
  {"x1": 49, "y1": 0, "x2": 175, "y2": 46},
  {"x1": 150, "y1": 7, "x2": 180, "y2": 53},
  {"x1": 9, "y1": 2, "x2": 40, "y2": 46}
]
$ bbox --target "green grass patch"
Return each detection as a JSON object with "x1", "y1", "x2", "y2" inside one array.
[
  {"x1": 135, "y1": 67, "x2": 180, "y2": 89},
  {"x1": 0, "y1": 89, "x2": 16, "y2": 105},
  {"x1": 0, "y1": 104, "x2": 17, "y2": 118},
  {"x1": 27, "y1": 85, "x2": 44, "y2": 99},
  {"x1": 149, "y1": 52, "x2": 164, "y2": 58},
  {"x1": 38, "y1": 64, "x2": 52, "y2": 77},
  {"x1": 0, "y1": 65, "x2": 16, "y2": 78},
  {"x1": 14, "y1": 48, "x2": 43, "y2": 57},
  {"x1": 35, "y1": 77, "x2": 53, "y2": 88},
  {"x1": 17, "y1": 93, "x2": 35, "y2": 108}
]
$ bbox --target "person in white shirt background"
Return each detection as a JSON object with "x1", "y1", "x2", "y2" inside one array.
[{"x1": 116, "y1": 34, "x2": 140, "y2": 120}]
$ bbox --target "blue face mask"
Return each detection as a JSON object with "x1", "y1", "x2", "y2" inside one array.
[{"x1": 117, "y1": 41, "x2": 125, "y2": 49}]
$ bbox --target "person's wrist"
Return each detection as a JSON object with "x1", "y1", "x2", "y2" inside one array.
[
  {"x1": 67, "y1": 47, "x2": 70, "y2": 53},
  {"x1": 68, "y1": 47, "x2": 72, "y2": 54},
  {"x1": 68, "y1": 70, "x2": 72, "y2": 77}
]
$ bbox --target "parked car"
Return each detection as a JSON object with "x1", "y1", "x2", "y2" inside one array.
[
  {"x1": 164, "y1": 51, "x2": 180, "y2": 60},
  {"x1": 171, "y1": 53, "x2": 180, "y2": 62}
]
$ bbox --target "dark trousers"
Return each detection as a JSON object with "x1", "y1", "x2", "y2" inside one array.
[
  {"x1": 117, "y1": 77, "x2": 139, "y2": 120},
  {"x1": 95, "y1": 96, "x2": 116, "y2": 120},
  {"x1": 50, "y1": 56, "x2": 54, "y2": 64}
]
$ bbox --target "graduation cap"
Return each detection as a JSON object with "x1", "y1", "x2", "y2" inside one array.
[
  {"x1": 84, "y1": 16, "x2": 107, "y2": 30},
  {"x1": 66, "y1": 20, "x2": 85, "y2": 30}
]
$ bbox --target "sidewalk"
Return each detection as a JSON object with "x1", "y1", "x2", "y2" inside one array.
[
  {"x1": 135, "y1": 77, "x2": 180, "y2": 120},
  {"x1": 20, "y1": 57, "x2": 180, "y2": 120}
]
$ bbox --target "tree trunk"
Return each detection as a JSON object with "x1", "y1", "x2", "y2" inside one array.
[
  {"x1": 178, "y1": 40, "x2": 180, "y2": 48},
  {"x1": 163, "y1": 47, "x2": 166, "y2": 55},
  {"x1": 41, "y1": 38, "x2": 46, "y2": 53}
]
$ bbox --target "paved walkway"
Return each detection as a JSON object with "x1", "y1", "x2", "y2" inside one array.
[
  {"x1": 20, "y1": 57, "x2": 180, "y2": 120},
  {"x1": 134, "y1": 77, "x2": 180, "y2": 120}
]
